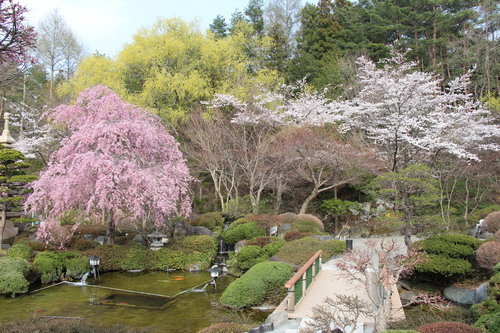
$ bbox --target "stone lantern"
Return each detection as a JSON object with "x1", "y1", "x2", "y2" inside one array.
[{"x1": 147, "y1": 231, "x2": 168, "y2": 250}]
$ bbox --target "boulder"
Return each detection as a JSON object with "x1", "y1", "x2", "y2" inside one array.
[
  {"x1": 94, "y1": 236, "x2": 105, "y2": 245},
  {"x1": 188, "y1": 226, "x2": 212, "y2": 236},
  {"x1": 279, "y1": 223, "x2": 292, "y2": 236},
  {"x1": 443, "y1": 283, "x2": 488, "y2": 305},
  {"x1": 172, "y1": 220, "x2": 189, "y2": 239},
  {"x1": 265, "y1": 311, "x2": 288, "y2": 327},
  {"x1": 234, "y1": 240, "x2": 247, "y2": 253},
  {"x1": 132, "y1": 234, "x2": 146, "y2": 245},
  {"x1": 83, "y1": 234, "x2": 94, "y2": 241},
  {"x1": 311, "y1": 235, "x2": 333, "y2": 241}
]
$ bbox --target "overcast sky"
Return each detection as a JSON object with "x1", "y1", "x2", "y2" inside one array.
[{"x1": 20, "y1": 0, "x2": 254, "y2": 57}]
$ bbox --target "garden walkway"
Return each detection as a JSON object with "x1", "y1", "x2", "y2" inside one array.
[{"x1": 270, "y1": 236, "x2": 408, "y2": 333}]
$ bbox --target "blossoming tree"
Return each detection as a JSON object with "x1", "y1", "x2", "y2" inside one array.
[{"x1": 25, "y1": 86, "x2": 192, "y2": 244}]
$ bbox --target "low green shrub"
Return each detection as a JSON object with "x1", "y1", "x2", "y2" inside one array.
[
  {"x1": 65, "y1": 256, "x2": 90, "y2": 279},
  {"x1": 0, "y1": 271, "x2": 29, "y2": 294},
  {"x1": 198, "y1": 322, "x2": 250, "y2": 333},
  {"x1": 220, "y1": 261, "x2": 294, "y2": 308},
  {"x1": 190, "y1": 212, "x2": 224, "y2": 230},
  {"x1": 427, "y1": 234, "x2": 483, "y2": 250},
  {"x1": 236, "y1": 245, "x2": 268, "y2": 271},
  {"x1": 6, "y1": 244, "x2": 33, "y2": 260},
  {"x1": 152, "y1": 248, "x2": 212, "y2": 270},
  {"x1": 33, "y1": 252, "x2": 63, "y2": 284},
  {"x1": 0, "y1": 257, "x2": 31, "y2": 276},
  {"x1": 292, "y1": 220, "x2": 321, "y2": 233},
  {"x1": 84, "y1": 245, "x2": 128, "y2": 272},
  {"x1": 71, "y1": 238, "x2": 97, "y2": 251},
  {"x1": 120, "y1": 246, "x2": 153, "y2": 271},
  {"x1": 262, "y1": 240, "x2": 284, "y2": 257},
  {"x1": 0, "y1": 257, "x2": 30, "y2": 294},
  {"x1": 414, "y1": 239, "x2": 475, "y2": 258},
  {"x1": 379, "y1": 331, "x2": 419, "y2": 333},
  {"x1": 246, "y1": 236, "x2": 280, "y2": 247},
  {"x1": 416, "y1": 321, "x2": 481, "y2": 333},
  {"x1": 415, "y1": 254, "x2": 472, "y2": 278},
  {"x1": 178, "y1": 235, "x2": 217, "y2": 256},
  {"x1": 276, "y1": 237, "x2": 346, "y2": 266},
  {"x1": 473, "y1": 312, "x2": 500, "y2": 333},
  {"x1": 222, "y1": 221, "x2": 266, "y2": 245},
  {"x1": 14, "y1": 239, "x2": 52, "y2": 251}
]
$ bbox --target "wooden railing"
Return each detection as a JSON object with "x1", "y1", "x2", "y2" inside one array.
[{"x1": 284, "y1": 250, "x2": 322, "y2": 312}]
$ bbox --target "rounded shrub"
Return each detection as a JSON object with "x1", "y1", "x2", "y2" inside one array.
[
  {"x1": 6, "y1": 244, "x2": 33, "y2": 260},
  {"x1": 415, "y1": 239, "x2": 475, "y2": 258},
  {"x1": 236, "y1": 245, "x2": 268, "y2": 271},
  {"x1": 262, "y1": 241, "x2": 285, "y2": 257},
  {"x1": 34, "y1": 252, "x2": 63, "y2": 284},
  {"x1": 276, "y1": 237, "x2": 346, "y2": 266},
  {"x1": 292, "y1": 220, "x2": 321, "y2": 233},
  {"x1": 476, "y1": 241, "x2": 500, "y2": 270},
  {"x1": 0, "y1": 271, "x2": 29, "y2": 294},
  {"x1": 0, "y1": 257, "x2": 31, "y2": 276},
  {"x1": 483, "y1": 211, "x2": 500, "y2": 234},
  {"x1": 198, "y1": 322, "x2": 250, "y2": 333},
  {"x1": 428, "y1": 234, "x2": 483, "y2": 250},
  {"x1": 220, "y1": 261, "x2": 294, "y2": 308},
  {"x1": 190, "y1": 212, "x2": 224, "y2": 231},
  {"x1": 65, "y1": 256, "x2": 91, "y2": 279},
  {"x1": 415, "y1": 254, "x2": 472, "y2": 278},
  {"x1": 222, "y1": 221, "x2": 266, "y2": 245},
  {"x1": 179, "y1": 235, "x2": 217, "y2": 256},
  {"x1": 416, "y1": 321, "x2": 481, "y2": 333},
  {"x1": 296, "y1": 214, "x2": 324, "y2": 231},
  {"x1": 220, "y1": 275, "x2": 267, "y2": 308}
]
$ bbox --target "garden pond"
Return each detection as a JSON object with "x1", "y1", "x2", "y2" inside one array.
[{"x1": 0, "y1": 270, "x2": 267, "y2": 332}]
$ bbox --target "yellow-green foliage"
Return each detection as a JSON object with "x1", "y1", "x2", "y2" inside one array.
[
  {"x1": 220, "y1": 261, "x2": 294, "y2": 308},
  {"x1": 276, "y1": 237, "x2": 346, "y2": 266},
  {"x1": 0, "y1": 257, "x2": 30, "y2": 294}
]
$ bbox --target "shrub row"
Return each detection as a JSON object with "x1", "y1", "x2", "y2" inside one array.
[
  {"x1": 33, "y1": 251, "x2": 91, "y2": 284},
  {"x1": 6, "y1": 244, "x2": 34, "y2": 260},
  {"x1": 84, "y1": 236, "x2": 218, "y2": 272},
  {"x1": 275, "y1": 237, "x2": 346, "y2": 266},
  {"x1": 0, "y1": 257, "x2": 31, "y2": 294},
  {"x1": 220, "y1": 261, "x2": 294, "y2": 308}
]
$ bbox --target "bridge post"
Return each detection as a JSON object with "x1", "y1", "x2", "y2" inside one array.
[{"x1": 287, "y1": 285, "x2": 295, "y2": 312}]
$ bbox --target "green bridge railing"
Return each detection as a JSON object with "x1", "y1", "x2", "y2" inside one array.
[{"x1": 284, "y1": 250, "x2": 322, "y2": 312}]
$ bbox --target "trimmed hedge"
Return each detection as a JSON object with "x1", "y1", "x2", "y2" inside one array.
[
  {"x1": 120, "y1": 246, "x2": 153, "y2": 271},
  {"x1": 276, "y1": 237, "x2": 346, "y2": 266},
  {"x1": 6, "y1": 244, "x2": 33, "y2": 260},
  {"x1": 220, "y1": 261, "x2": 294, "y2": 308},
  {"x1": 222, "y1": 221, "x2": 266, "y2": 245},
  {"x1": 262, "y1": 241, "x2": 284, "y2": 257},
  {"x1": 0, "y1": 257, "x2": 31, "y2": 294},
  {"x1": 415, "y1": 254, "x2": 472, "y2": 278},
  {"x1": 153, "y1": 248, "x2": 212, "y2": 270},
  {"x1": 65, "y1": 256, "x2": 91, "y2": 279}
]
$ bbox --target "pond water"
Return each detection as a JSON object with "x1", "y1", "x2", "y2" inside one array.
[{"x1": 0, "y1": 271, "x2": 266, "y2": 332}]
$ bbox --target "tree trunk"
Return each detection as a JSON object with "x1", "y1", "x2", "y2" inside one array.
[
  {"x1": 404, "y1": 225, "x2": 412, "y2": 248},
  {"x1": 0, "y1": 207, "x2": 6, "y2": 247},
  {"x1": 106, "y1": 214, "x2": 115, "y2": 245},
  {"x1": 299, "y1": 188, "x2": 319, "y2": 214}
]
